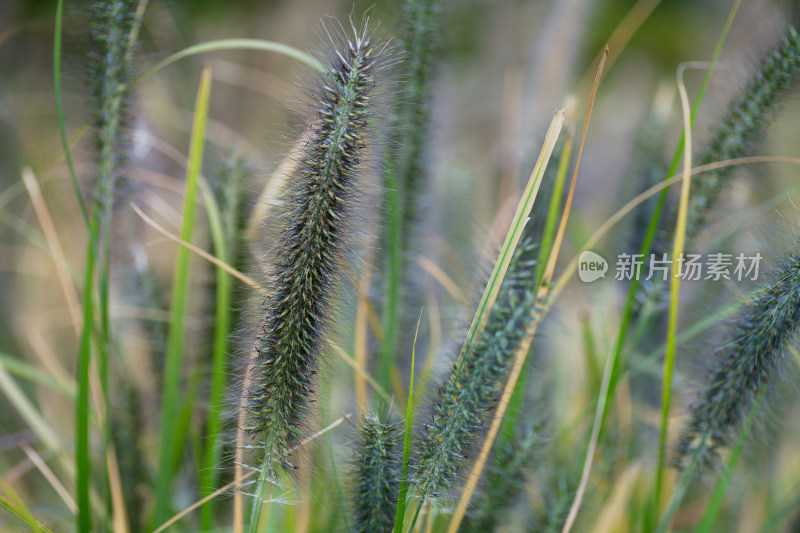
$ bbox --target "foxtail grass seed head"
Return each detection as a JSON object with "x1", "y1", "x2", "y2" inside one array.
[
  {"x1": 89, "y1": 0, "x2": 137, "y2": 210},
  {"x1": 245, "y1": 21, "x2": 389, "y2": 473},
  {"x1": 352, "y1": 413, "x2": 401, "y2": 533},
  {"x1": 414, "y1": 237, "x2": 540, "y2": 500},
  {"x1": 395, "y1": 0, "x2": 439, "y2": 248},
  {"x1": 684, "y1": 26, "x2": 800, "y2": 239},
  {"x1": 676, "y1": 244, "x2": 800, "y2": 470}
]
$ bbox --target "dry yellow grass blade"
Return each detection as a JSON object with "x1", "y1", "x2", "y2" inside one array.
[
  {"x1": 573, "y1": 0, "x2": 660, "y2": 103},
  {"x1": 20, "y1": 443, "x2": 76, "y2": 514},
  {"x1": 106, "y1": 445, "x2": 129, "y2": 533},
  {"x1": 355, "y1": 258, "x2": 374, "y2": 414},
  {"x1": 233, "y1": 350, "x2": 256, "y2": 533},
  {"x1": 416, "y1": 255, "x2": 469, "y2": 306},
  {"x1": 245, "y1": 128, "x2": 312, "y2": 241},
  {"x1": 131, "y1": 202, "x2": 262, "y2": 291},
  {"x1": 20, "y1": 167, "x2": 81, "y2": 336},
  {"x1": 549, "y1": 154, "x2": 800, "y2": 302},
  {"x1": 329, "y1": 341, "x2": 393, "y2": 407},
  {"x1": 560, "y1": 44, "x2": 609, "y2": 533}
]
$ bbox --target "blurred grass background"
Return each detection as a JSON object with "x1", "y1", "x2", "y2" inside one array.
[{"x1": 4, "y1": 0, "x2": 800, "y2": 531}]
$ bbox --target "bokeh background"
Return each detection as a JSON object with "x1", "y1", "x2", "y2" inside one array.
[{"x1": 3, "y1": 0, "x2": 800, "y2": 531}]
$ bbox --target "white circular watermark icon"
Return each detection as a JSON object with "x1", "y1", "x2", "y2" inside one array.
[{"x1": 578, "y1": 251, "x2": 608, "y2": 282}]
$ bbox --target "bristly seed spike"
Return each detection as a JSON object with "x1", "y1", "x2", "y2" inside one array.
[{"x1": 244, "y1": 19, "x2": 389, "y2": 485}]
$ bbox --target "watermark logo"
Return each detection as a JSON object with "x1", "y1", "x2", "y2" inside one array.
[
  {"x1": 577, "y1": 251, "x2": 763, "y2": 283},
  {"x1": 578, "y1": 251, "x2": 608, "y2": 282}
]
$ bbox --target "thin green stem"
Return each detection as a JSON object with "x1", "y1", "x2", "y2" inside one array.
[
  {"x1": 77, "y1": 215, "x2": 99, "y2": 533},
  {"x1": 152, "y1": 64, "x2": 212, "y2": 527},
  {"x1": 392, "y1": 310, "x2": 422, "y2": 533},
  {"x1": 53, "y1": 0, "x2": 88, "y2": 228},
  {"x1": 654, "y1": 4, "x2": 740, "y2": 524},
  {"x1": 563, "y1": 3, "x2": 739, "y2": 528},
  {"x1": 248, "y1": 458, "x2": 273, "y2": 533},
  {"x1": 198, "y1": 173, "x2": 236, "y2": 530}
]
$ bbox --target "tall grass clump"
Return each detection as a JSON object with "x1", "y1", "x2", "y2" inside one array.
[
  {"x1": 243, "y1": 19, "x2": 391, "y2": 527},
  {"x1": 676, "y1": 242, "x2": 800, "y2": 469}
]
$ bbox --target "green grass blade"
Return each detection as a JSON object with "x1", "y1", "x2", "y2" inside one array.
[
  {"x1": 197, "y1": 174, "x2": 235, "y2": 530},
  {"x1": 53, "y1": 0, "x2": 88, "y2": 228},
  {"x1": 152, "y1": 64, "x2": 212, "y2": 527},
  {"x1": 55, "y1": 3, "x2": 106, "y2": 525},
  {"x1": 606, "y1": 0, "x2": 741, "y2": 427},
  {"x1": 0, "y1": 352, "x2": 75, "y2": 397},
  {"x1": 654, "y1": 66, "x2": 696, "y2": 528},
  {"x1": 549, "y1": 6, "x2": 739, "y2": 528},
  {"x1": 653, "y1": 3, "x2": 741, "y2": 522},
  {"x1": 76, "y1": 215, "x2": 99, "y2": 533},
  {"x1": 453, "y1": 110, "x2": 564, "y2": 377},
  {"x1": 136, "y1": 39, "x2": 323, "y2": 83},
  {"x1": 392, "y1": 310, "x2": 422, "y2": 533},
  {"x1": 0, "y1": 481, "x2": 53, "y2": 533}
]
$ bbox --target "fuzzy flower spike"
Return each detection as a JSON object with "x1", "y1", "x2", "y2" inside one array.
[
  {"x1": 414, "y1": 237, "x2": 541, "y2": 500},
  {"x1": 676, "y1": 243, "x2": 800, "y2": 469},
  {"x1": 245, "y1": 21, "x2": 387, "y2": 476}
]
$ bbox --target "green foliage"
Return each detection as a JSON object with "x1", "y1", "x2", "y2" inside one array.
[{"x1": 199, "y1": 151, "x2": 248, "y2": 530}]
